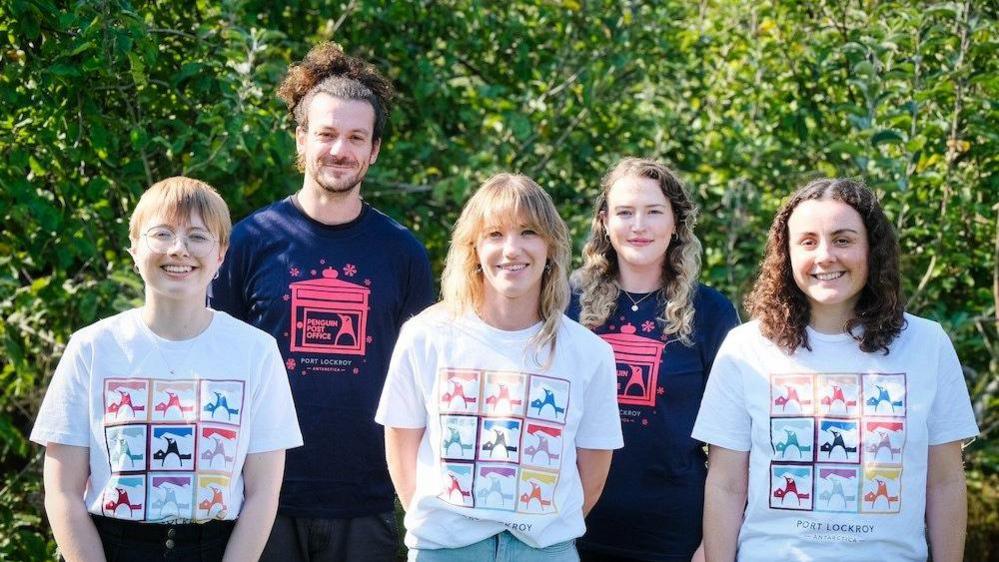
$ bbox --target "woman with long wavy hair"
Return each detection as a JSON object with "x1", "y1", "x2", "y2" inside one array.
[
  {"x1": 569, "y1": 158, "x2": 739, "y2": 562},
  {"x1": 692, "y1": 178, "x2": 978, "y2": 561},
  {"x1": 377, "y1": 173, "x2": 622, "y2": 561}
]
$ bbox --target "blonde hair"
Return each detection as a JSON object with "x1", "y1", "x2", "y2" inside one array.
[
  {"x1": 440, "y1": 174, "x2": 571, "y2": 363},
  {"x1": 574, "y1": 158, "x2": 701, "y2": 345},
  {"x1": 129, "y1": 177, "x2": 232, "y2": 247}
]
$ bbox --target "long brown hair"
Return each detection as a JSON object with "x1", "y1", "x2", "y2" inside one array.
[
  {"x1": 574, "y1": 157, "x2": 702, "y2": 344},
  {"x1": 746, "y1": 178, "x2": 905, "y2": 354}
]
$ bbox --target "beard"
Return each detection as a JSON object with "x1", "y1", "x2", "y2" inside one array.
[{"x1": 302, "y1": 154, "x2": 368, "y2": 195}]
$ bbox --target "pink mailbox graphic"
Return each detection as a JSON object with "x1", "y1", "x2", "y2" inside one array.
[
  {"x1": 290, "y1": 267, "x2": 370, "y2": 355},
  {"x1": 600, "y1": 324, "x2": 666, "y2": 407}
]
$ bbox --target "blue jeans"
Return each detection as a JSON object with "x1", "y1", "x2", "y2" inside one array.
[{"x1": 407, "y1": 531, "x2": 578, "y2": 562}]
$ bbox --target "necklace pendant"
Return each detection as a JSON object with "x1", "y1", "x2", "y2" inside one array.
[{"x1": 631, "y1": 304, "x2": 639, "y2": 312}]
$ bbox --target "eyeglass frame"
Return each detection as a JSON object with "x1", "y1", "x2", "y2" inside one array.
[{"x1": 140, "y1": 225, "x2": 219, "y2": 258}]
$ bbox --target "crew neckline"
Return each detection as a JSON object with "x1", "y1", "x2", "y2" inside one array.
[
  {"x1": 133, "y1": 307, "x2": 218, "y2": 349},
  {"x1": 286, "y1": 196, "x2": 370, "y2": 233},
  {"x1": 465, "y1": 312, "x2": 543, "y2": 342},
  {"x1": 805, "y1": 324, "x2": 857, "y2": 343}
]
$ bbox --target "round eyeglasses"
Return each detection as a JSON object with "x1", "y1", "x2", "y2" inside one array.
[{"x1": 142, "y1": 226, "x2": 218, "y2": 258}]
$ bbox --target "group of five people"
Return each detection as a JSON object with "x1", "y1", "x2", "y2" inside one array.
[{"x1": 31, "y1": 42, "x2": 978, "y2": 562}]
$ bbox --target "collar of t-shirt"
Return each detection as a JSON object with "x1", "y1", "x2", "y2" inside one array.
[
  {"x1": 285, "y1": 196, "x2": 372, "y2": 238},
  {"x1": 804, "y1": 324, "x2": 863, "y2": 345}
]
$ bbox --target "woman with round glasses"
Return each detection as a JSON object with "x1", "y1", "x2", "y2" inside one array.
[
  {"x1": 692, "y1": 178, "x2": 978, "y2": 561},
  {"x1": 569, "y1": 158, "x2": 739, "y2": 561},
  {"x1": 31, "y1": 177, "x2": 303, "y2": 561},
  {"x1": 376, "y1": 173, "x2": 622, "y2": 561}
]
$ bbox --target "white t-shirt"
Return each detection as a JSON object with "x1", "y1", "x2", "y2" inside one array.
[
  {"x1": 375, "y1": 308, "x2": 624, "y2": 549},
  {"x1": 30, "y1": 308, "x2": 303, "y2": 524},
  {"x1": 691, "y1": 314, "x2": 979, "y2": 561}
]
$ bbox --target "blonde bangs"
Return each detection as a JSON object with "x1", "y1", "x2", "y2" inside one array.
[
  {"x1": 129, "y1": 177, "x2": 232, "y2": 247},
  {"x1": 440, "y1": 173, "x2": 571, "y2": 369}
]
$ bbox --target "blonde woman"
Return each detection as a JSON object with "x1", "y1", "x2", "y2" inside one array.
[
  {"x1": 31, "y1": 177, "x2": 302, "y2": 561},
  {"x1": 377, "y1": 173, "x2": 623, "y2": 561},
  {"x1": 569, "y1": 158, "x2": 739, "y2": 562}
]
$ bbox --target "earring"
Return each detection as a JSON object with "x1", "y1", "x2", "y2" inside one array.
[
  {"x1": 132, "y1": 264, "x2": 139, "y2": 274},
  {"x1": 475, "y1": 264, "x2": 482, "y2": 273},
  {"x1": 544, "y1": 261, "x2": 552, "y2": 272}
]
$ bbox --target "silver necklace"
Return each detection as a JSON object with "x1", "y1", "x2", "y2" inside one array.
[
  {"x1": 622, "y1": 290, "x2": 657, "y2": 312},
  {"x1": 150, "y1": 334, "x2": 198, "y2": 375}
]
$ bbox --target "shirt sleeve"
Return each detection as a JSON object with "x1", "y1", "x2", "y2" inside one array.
[
  {"x1": 247, "y1": 337, "x2": 304, "y2": 453},
  {"x1": 575, "y1": 342, "x2": 624, "y2": 450},
  {"x1": 30, "y1": 334, "x2": 91, "y2": 447},
  {"x1": 375, "y1": 320, "x2": 429, "y2": 428},
  {"x1": 926, "y1": 324, "x2": 980, "y2": 445},
  {"x1": 701, "y1": 292, "x2": 741, "y2": 379},
  {"x1": 399, "y1": 245, "x2": 435, "y2": 327},
  {"x1": 691, "y1": 333, "x2": 752, "y2": 451},
  {"x1": 209, "y1": 230, "x2": 249, "y2": 321}
]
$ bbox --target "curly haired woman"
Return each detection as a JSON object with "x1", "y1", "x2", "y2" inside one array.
[{"x1": 692, "y1": 178, "x2": 978, "y2": 562}]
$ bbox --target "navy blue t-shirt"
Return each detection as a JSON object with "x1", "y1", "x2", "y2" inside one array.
[
  {"x1": 210, "y1": 198, "x2": 434, "y2": 518},
  {"x1": 568, "y1": 284, "x2": 739, "y2": 561}
]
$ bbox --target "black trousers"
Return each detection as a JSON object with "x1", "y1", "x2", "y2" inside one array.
[
  {"x1": 77, "y1": 514, "x2": 235, "y2": 562},
  {"x1": 259, "y1": 511, "x2": 399, "y2": 562}
]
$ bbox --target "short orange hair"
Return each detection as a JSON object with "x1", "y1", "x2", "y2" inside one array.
[{"x1": 128, "y1": 177, "x2": 232, "y2": 247}]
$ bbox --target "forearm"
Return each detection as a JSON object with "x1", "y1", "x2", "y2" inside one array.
[
  {"x1": 926, "y1": 476, "x2": 967, "y2": 562},
  {"x1": 385, "y1": 427, "x2": 424, "y2": 511},
  {"x1": 703, "y1": 446, "x2": 749, "y2": 562},
  {"x1": 221, "y1": 489, "x2": 280, "y2": 562},
  {"x1": 45, "y1": 492, "x2": 105, "y2": 562},
  {"x1": 576, "y1": 448, "x2": 612, "y2": 516},
  {"x1": 702, "y1": 480, "x2": 744, "y2": 562},
  {"x1": 222, "y1": 449, "x2": 284, "y2": 562},
  {"x1": 925, "y1": 440, "x2": 968, "y2": 562}
]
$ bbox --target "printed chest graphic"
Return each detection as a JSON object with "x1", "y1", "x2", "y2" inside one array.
[
  {"x1": 599, "y1": 323, "x2": 666, "y2": 407},
  {"x1": 101, "y1": 378, "x2": 244, "y2": 522},
  {"x1": 436, "y1": 369, "x2": 569, "y2": 515},
  {"x1": 289, "y1": 266, "x2": 370, "y2": 356},
  {"x1": 768, "y1": 373, "x2": 906, "y2": 515}
]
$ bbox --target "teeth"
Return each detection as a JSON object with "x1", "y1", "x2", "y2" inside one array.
[
  {"x1": 163, "y1": 265, "x2": 193, "y2": 273},
  {"x1": 814, "y1": 272, "x2": 843, "y2": 281},
  {"x1": 499, "y1": 264, "x2": 527, "y2": 271}
]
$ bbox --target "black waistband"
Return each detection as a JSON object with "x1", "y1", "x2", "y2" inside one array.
[{"x1": 91, "y1": 514, "x2": 235, "y2": 542}]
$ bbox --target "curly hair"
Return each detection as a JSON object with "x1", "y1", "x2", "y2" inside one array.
[
  {"x1": 746, "y1": 177, "x2": 905, "y2": 354},
  {"x1": 277, "y1": 42, "x2": 394, "y2": 141},
  {"x1": 440, "y1": 173, "x2": 571, "y2": 368},
  {"x1": 573, "y1": 157, "x2": 702, "y2": 345}
]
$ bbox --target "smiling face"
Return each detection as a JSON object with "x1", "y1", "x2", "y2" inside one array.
[
  {"x1": 296, "y1": 93, "x2": 380, "y2": 196},
  {"x1": 788, "y1": 198, "x2": 869, "y2": 326},
  {"x1": 602, "y1": 174, "x2": 675, "y2": 276},
  {"x1": 475, "y1": 218, "x2": 549, "y2": 312},
  {"x1": 130, "y1": 210, "x2": 225, "y2": 305}
]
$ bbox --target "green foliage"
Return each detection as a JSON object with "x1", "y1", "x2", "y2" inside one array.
[{"x1": 1, "y1": 1, "x2": 995, "y2": 559}]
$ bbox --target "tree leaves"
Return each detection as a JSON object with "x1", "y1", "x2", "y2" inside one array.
[{"x1": 1, "y1": 1, "x2": 996, "y2": 559}]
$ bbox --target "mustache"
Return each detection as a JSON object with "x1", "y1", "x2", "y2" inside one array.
[{"x1": 325, "y1": 156, "x2": 358, "y2": 166}]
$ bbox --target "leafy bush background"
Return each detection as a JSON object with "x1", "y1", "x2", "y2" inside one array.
[{"x1": 1, "y1": 1, "x2": 995, "y2": 559}]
